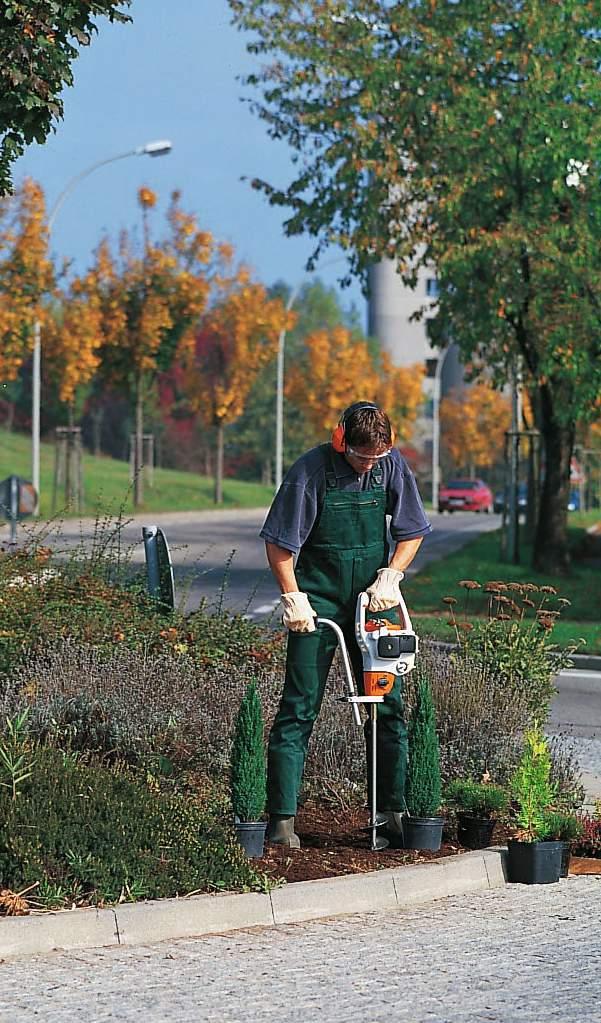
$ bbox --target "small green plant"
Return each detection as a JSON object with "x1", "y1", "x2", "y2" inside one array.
[
  {"x1": 0, "y1": 709, "x2": 36, "y2": 801},
  {"x1": 510, "y1": 722, "x2": 558, "y2": 841},
  {"x1": 406, "y1": 679, "x2": 442, "y2": 817},
  {"x1": 445, "y1": 778, "x2": 508, "y2": 818},
  {"x1": 543, "y1": 811, "x2": 584, "y2": 844},
  {"x1": 230, "y1": 680, "x2": 267, "y2": 822}
]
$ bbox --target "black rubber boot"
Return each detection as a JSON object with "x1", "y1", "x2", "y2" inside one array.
[{"x1": 268, "y1": 814, "x2": 301, "y2": 848}]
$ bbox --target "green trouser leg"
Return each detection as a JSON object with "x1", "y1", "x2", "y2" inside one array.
[
  {"x1": 268, "y1": 619, "x2": 407, "y2": 816},
  {"x1": 267, "y1": 623, "x2": 339, "y2": 816}
]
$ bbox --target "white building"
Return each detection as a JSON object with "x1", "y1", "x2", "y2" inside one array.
[{"x1": 367, "y1": 258, "x2": 465, "y2": 476}]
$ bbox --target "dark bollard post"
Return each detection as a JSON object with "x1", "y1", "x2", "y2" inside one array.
[{"x1": 142, "y1": 525, "x2": 175, "y2": 611}]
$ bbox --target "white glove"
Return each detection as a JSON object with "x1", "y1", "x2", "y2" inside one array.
[
  {"x1": 366, "y1": 568, "x2": 405, "y2": 611},
  {"x1": 281, "y1": 591, "x2": 317, "y2": 633}
]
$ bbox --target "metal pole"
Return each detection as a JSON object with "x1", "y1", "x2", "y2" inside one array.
[
  {"x1": 275, "y1": 324, "x2": 286, "y2": 493},
  {"x1": 275, "y1": 256, "x2": 348, "y2": 493},
  {"x1": 370, "y1": 703, "x2": 378, "y2": 851},
  {"x1": 431, "y1": 345, "x2": 450, "y2": 513},
  {"x1": 275, "y1": 285, "x2": 301, "y2": 494},
  {"x1": 507, "y1": 362, "x2": 521, "y2": 564},
  {"x1": 31, "y1": 320, "x2": 41, "y2": 512},
  {"x1": 31, "y1": 143, "x2": 172, "y2": 515}
]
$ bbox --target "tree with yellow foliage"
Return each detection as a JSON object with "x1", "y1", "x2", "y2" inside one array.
[
  {"x1": 90, "y1": 188, "x2": 213, "y2": 506},
  {"x1": 0, "y1": 179, "x2": 53, "y2": 384},
  {"x1": 285, "y1": 325, "x2": 424, "y2": 443},
  {"x1": 44, "y1": 270, "x2": 103, "y2": 413},
  {"x1": 440, "y1": 383, "x2": 511, "y2": 477},
  {"x1": 186, "y1": 275, "x2": 294, "y2": 503}
]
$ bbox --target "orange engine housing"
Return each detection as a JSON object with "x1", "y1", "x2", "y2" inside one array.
[{"x1": 363, "y1": 670, "x2": 395, "y2": 697}]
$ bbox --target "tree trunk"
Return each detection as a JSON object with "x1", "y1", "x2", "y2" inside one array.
[
  {"x1": 65, "y1": 405, "x2": 75, "y2": 507},
  {"x1": 134, "y1": 373, "x2": 144, "y2": 507},
  {"x1": 91, "y1": 407, "x2": 103, "y2": 457},
  {"x1": 532, "y1": 385, "x2": 574, "y2": 574},
  {"x1": 214, "y1": 421, "x2": 224, "y2": 505}
]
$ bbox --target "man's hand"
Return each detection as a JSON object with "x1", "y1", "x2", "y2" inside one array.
[
  {"x1": 365, "y1": 567, "x2": 405, "y2": 611},
  {"x1": 281, "y1": 591, "x2": 317, "y2": 633}
]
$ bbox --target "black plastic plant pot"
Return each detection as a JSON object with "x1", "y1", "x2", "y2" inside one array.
[
  {"x1": 403, "y1": 816, "x2": 445, "y2": 851},
  {"x1": 559, "y1": 841, "x2": 571, "y2": 879},
  {"x1": 234, "y1": 821, "x2": 268, "y2": 858},
  {"x1": 507, "y1": 839, "x2": 563, "y2": 884},
  {"x1": 457, "y1": 812, "x2": 495, "y2": 850}
]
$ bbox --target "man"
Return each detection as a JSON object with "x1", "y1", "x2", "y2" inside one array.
[{"x1": 260, "y1": 401, "x2": 432, "y2": 847}]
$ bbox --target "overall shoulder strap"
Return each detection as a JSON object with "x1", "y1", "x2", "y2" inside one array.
[{"x1": 324, "y1": 444, "x2": 338, "y2": 490}]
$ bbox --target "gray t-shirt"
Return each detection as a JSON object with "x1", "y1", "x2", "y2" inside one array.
[{"x1": 260, "y1": 444, "x2": 432, "y2": 555}]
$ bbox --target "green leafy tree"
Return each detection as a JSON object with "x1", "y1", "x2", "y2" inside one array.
[
  {"x1": 0, "y1": 2, "x2": 132, "y2": 196},
  {"x1": 231, "y1": 0, "x2": 601, "y2": 573},
  {"x1": 230, "y1": 680, "x2": 267, "y2": 822}
]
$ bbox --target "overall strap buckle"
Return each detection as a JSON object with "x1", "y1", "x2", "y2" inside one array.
[{"x1": 370, "y1": 463, "x2": 384, "y2": 487}]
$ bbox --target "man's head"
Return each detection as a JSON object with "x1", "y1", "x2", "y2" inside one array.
[{"x1": 333, "y1": 402, "x2": 394, "y2": 474}]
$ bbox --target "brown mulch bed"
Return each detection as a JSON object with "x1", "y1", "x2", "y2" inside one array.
[
  {"x1": 255, "y1": 802, "x2": 468, "y2": 884},
  {"x1": 254, "y1": 802, "x2": 601, "y2": 883}
]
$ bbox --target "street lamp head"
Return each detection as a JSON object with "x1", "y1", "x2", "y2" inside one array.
[{"x1": 139, "y1": 140, "x2": 173, "y2": 157}]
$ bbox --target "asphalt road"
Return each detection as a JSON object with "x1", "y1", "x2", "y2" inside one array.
[{"x1": 26, "y1": 507, "x2": 503, "y2": 618}]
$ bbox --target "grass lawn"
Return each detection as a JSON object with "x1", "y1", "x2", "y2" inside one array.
[
  {"x1": 0, "y1": 428, "x2": 273, "y2": 518},
  {"x1": 403, "y1": 525, "x2": 601, "y2": 654}
]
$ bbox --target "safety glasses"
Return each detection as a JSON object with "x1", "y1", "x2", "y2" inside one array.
[{"x1": 346, "y1": 446, "x2": 393, "y2": 463}]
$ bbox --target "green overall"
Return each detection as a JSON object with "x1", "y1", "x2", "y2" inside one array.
[{"x1": 267, "y1": 449, "x2": 408, "y2": 816}]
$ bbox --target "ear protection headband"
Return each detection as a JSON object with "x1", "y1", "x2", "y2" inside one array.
[{"x1": 331, "y1": 401, "x2": 380, "y2": 453}]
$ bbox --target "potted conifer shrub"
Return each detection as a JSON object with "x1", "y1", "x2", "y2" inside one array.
[
  {"x1": 507, "y1": 723, "x2": 563, "y2": 884},
  {"x1": 404, "y1": 678, "x2": 445, "y2": 851},
  {"x1": 230, "y1": 680, "x2": 268, "y2": 858},
  {"x1": 445, "y1": 778, "x2": 508, "y2": 850},
  {"x1": 544, "y1": 811, "x2": 584, "y2": 878}
]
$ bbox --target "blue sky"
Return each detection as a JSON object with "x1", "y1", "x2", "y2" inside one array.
[{"x1": 14, "y1": 0, "x2": 364, "y2": 314}]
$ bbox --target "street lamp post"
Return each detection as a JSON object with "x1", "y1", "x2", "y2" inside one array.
[
  {"x1": 431, "y1": 344, "x2": 451, "y2": 514},
  {"x1": 32, "y1": 140, "x2": 172, "y2": 511},
  {"x1": 275, "y1": 285, "x2": 301, "y2": 493}
]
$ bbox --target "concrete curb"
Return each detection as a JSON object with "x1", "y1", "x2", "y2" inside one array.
[{"x1": 0, "y1": 848, "x2": 507, "y2": 961}]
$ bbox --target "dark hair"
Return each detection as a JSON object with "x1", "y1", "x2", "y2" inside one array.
[{"x1": 345, "y1": 405, "x2": 392, "y2": 448}]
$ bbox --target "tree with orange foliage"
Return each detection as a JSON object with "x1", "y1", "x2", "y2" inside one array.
[
  {"x1": 185, "y1": 276, "x2": 294, "y2": 503},
  {"x1": 286, "y1": 325, "x2": 424, "y2": 443},
  {"x1": 90, "y1": 188, "x2": 213, "y2": 506},
  {"x1": 440, "y1": 383, "x2": 511, "y2": 477},
  {"x1": 44, "y1": 270, "x2": 103, "y2": 413},
  {"x1": 0, "y1": 179, "x2": 53, "y2": 384}
]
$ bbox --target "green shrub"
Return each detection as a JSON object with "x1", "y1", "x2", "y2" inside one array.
[
  {"x1": 0, "y1": 539, "x2": 282, "y2": 683},
  {"x1": 0, "y1": 746, "x2": 263, "y2": 903},
  {"x1": 444, "y1": 579, "x2": 580, "y2": 722},
  {"x1": 231, "y1": 681, "x2": 267, "y2": 822},
  {"x1": 412, "y1": 645, "x2": 529, "y2": 787},
  {"x1": 543, "y1": 811, "x2": 584, "y2": 844},
  {"x1": 511, "y1": 723, "x2": 558, "y2": 841},
  {"x1": 406, "y1": 679, "x2": 442, "y2": 817},
  {"x1": 445, "y1": 779, "x2": 508, "y2": 817}
]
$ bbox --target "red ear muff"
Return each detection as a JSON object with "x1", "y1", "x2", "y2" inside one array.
[{"x1": 332, "y1": 423, "x2": 346, "y2": 452}]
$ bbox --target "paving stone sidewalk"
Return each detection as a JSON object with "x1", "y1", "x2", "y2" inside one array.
[{"x1": 2, "y1": 876, "x2": 600, "y2": 1022}]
